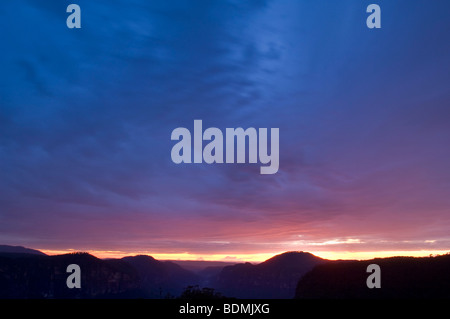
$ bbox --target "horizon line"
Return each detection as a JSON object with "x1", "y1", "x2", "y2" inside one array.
[{"x1": 36, "y1": 248, "x2": 450, "y2": 263}]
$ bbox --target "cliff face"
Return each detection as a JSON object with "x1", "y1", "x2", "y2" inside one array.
[
  {"x1": 0, "y1": 253, "x2": 142, "y2": 298},
  {"x1": 0, "y1": 252, "x2": 202, "y2": 299}
]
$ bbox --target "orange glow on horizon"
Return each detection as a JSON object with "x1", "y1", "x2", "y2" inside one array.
[
  {"x1": 311, "y1": 250, "x2": 450, "y2": 260},
  {"x1": 38, "y1": 248, "x2": 450, "y2": 262}
]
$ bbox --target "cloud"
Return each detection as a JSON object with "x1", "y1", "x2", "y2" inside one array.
[{"x1": 1, "y1": 0, "x2": 450, "y2": 256}]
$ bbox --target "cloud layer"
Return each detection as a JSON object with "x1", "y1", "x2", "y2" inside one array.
[{"x1": 1, "y1": 0, "x2": 450, "y2": 258}]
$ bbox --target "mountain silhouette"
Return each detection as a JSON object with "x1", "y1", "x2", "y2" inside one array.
[
  {"x1": 0, "y1": 252, "x2": 141, "y2": 298},
  {"x1": 4, "y1": 245, "x2": 449, "y2": 299},
  {"x1": 295, "y1": 254, "x2": 450, "y2": 299},
  {"x1": 0, "y1": 245, "x2": 46, "y2": 256},
  {"x1": 211, "y1": 251, "x2": 326, "y2": 298},
  {"x1": 0, "y1": 251, "x2": 206, "y2": 299},
  {"x1": 121, "y1": 255, "x2": 200, "y2": 298},
  {"x1": 0, "y1": 248, "x2": 325, "y2": 299}
]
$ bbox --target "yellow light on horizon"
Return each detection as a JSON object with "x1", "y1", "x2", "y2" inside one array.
[
  {"x1": 39, "y1": 249, "x2": 278, "y2": 262},
  {"x1": 39, "y1": 248, "x2": 449, "y2": 262}
]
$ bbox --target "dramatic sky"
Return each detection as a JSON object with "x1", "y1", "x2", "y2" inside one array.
[{"x1": 1, "y1": 0, "x2": 449, "y2": 261}]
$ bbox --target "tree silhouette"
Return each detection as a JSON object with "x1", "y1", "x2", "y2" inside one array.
[{"x1": 178, "y1": 285, "x2": 227, "y2": 299}]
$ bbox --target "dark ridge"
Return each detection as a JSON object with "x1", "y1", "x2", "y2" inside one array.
[
  {"x1": 0, "y1": 252, "x2": 142, "y2": 298},
  {"x1": 295, "y1": 254, "x2": 450, "y2": 299}
]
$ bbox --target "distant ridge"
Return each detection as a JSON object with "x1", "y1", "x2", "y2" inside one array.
[{"x1": 0, "y1": 245, "x2": 47, "y2": 256}]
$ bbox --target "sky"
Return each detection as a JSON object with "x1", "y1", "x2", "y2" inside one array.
[{"x1": 1, "y1": 0, "x2": 450, "y2": 261}]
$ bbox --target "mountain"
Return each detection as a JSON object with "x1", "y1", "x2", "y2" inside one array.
[
  {"x1": 121, "y1": 255, "x2": 200, "y2": 298},
  {"x1": 0, "y1": 249, "x2": 327, "y2": 299},
  {"x1": 0, "y1": 252, "x2": 142, "y2": 298},
  {"x1": 0, "y1": 251, "x2": 204, "y2": 299},
  {"x1": 295, "y1": 254, "x2": 450, "y2": 299},
  {"x1": 211, "y1": 251, "x2": 327, "y2": 298},
  {"x1": 0, "y1": 245, "x2": 47, "y2": 256}
]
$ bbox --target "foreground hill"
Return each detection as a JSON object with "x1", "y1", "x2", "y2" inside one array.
[
  {"x1": 295, "y1": 254, "x2": 450, "y2": 299},
  {"x1": 0, "y1": 252, "x2": 141, "y2": 298},
  {"x1": 211, "y1": 251, "x2": 326, "y2": 298}
]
